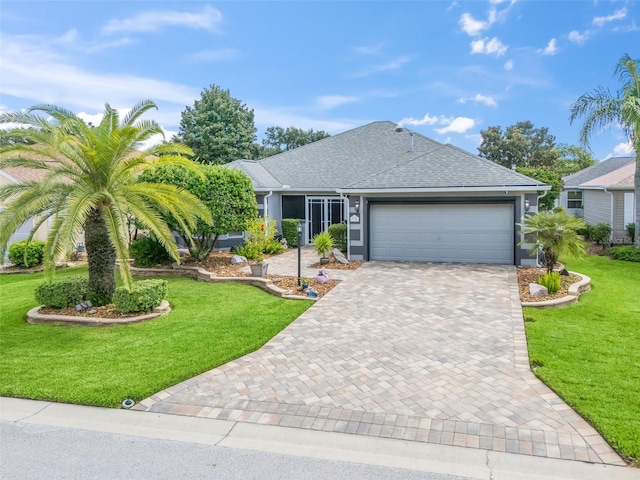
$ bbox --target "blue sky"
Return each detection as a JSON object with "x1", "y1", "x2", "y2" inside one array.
[{"x1": 0, "y1": 1, "x2": 637, "y2": 160}]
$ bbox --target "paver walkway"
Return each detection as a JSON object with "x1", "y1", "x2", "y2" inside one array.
[{"x1": 135, "y1": 259, "x2": 623, "y2": 465}]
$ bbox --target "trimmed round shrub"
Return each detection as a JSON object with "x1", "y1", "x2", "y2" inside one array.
[
  {"x1": 129, "y1": 236, "x2": 173, "y2": 267},
  {"x1": 35, "y1": 277, "x2": 89, "y2": 308},
  {"x1": 588, "y1": 223, "x2": 612, "y2": 246},
  {"x1": 8, "y1": 240, "x2": 45, "y2": 268},
  {"x1": 113, "y1": 279, "x2": 168, "y2": 313}
]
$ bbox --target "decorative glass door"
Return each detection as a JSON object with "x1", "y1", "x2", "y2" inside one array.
[{"x1": 306, "y1": 197, "x2": 345, "y2": 243}]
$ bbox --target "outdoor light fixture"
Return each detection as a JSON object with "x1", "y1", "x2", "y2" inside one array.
[
  {"x1": 355, "y1": 200, "x2": 360, "y2": 213},
  {"x1": 524, "y1": 199, "x2": 530, "y2": 212},
  {"x1": 297, "y1": 222, "x2": 303, "y2": 286}
]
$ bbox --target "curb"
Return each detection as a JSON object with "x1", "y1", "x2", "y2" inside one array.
[
  {"x1": 522, "y1": 272, "x2": 591, "y2": 309},
  {"x1": 26, "y1": 300, "x2": 171, "y2": 326},
  {"x1": 129, "y1": 264, "x2": 316, "y2": 301}
]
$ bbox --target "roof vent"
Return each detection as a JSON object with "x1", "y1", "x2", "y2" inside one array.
[
  {"x1": 409, "y1": 132, "x2": 414, "y2": 152},
  {"x1": 395, "y1": 123, "x2": 404, "y2": 132}
]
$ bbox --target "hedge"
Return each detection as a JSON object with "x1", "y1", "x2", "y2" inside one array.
[
  {"x1": 281, "y1": 218, "x2": 303, "y2": 248},
  {"x1": 113, "y1": 279, "x2": 168, "y2": 313},
  {"x1": 35, "y1": 277, "x2": 89, "y2": 308},
  {"x1": 8, "y1": 240, "x2": 45, "y2": 268}
]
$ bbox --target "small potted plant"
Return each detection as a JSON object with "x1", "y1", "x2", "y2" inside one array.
[
  {"x1": 312, "y1": 232, "x2": 334, "y2": 265},
  {"x1": 300, "y1": 277, "x2": 309, "y2": 291},
  {"x1": 249, "y1": 252, "x2": 268, "y2": 277}
]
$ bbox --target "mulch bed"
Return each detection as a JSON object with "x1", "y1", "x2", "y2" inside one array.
[
  {"x1": 270, "y1": 275, "x2": 341, "y2": 298},
  {"x1": 517, "y1": 267, "x2": 582, "y2": 303},
  {"x1": 39, "y1": 304, "x2": 140, "y2": 319},
  {"x1": 309, "y1": 258, "x2": 366, "y2": 270}
]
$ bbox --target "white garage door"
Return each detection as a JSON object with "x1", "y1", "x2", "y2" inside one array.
[{"x1": 370, "y1": 203, "x2": 514, "y2": 264}]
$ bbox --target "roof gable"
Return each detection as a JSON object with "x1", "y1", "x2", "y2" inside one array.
[
  {"x1": 581, "y1": 161, "x2": 635, "y2": 189},
  {"x1": 230, "y1": 121, "x2": 547, "y2": 191},
  {"x1": 563, "y1": 156, "x2": 634, "y2": 187}
]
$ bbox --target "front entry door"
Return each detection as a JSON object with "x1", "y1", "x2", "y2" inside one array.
[{"x1": 307, "y1": 197, "x2": 345, "y2": 243}]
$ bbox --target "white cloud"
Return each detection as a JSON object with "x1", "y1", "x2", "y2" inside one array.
[
  {"x1": 459, "y1": 13, "x2": 491, "y2": 36},
  {"x1": 187, "y1": 48, "x2": 241, "y2": 62},
  {"x1": 568, "y1": 30, "x2": 588, "y2": 45},
  {"x1": 504, "y1": 59, "x2": 513, "y2": 70},
  {"x1": 400, "y1": 114, "x2": 439, "y2": 126},
  {"x1": 538, "y1": 38, "x2": 558, "y2": 56},
  {"x1": 103, "y1": 6, "x2": 223, "y2": 34},
  {"x1": 593, "y1": 8, "x2": 626, "y2": 26},
  {"x1": 352, "y1": 44, "x2": 384, "y2": 56},
  {"x1": 315, "y1": 95, "x2": 359, "y2": 110},
  {"x1": 458, "y1": 93, "x2": 497, "y2": 107},
  {"x1": 470, "y1": 37, "x2": 508, "y2": 57},
  {"x1": 612, "y1": 21, "x2": 640, "y2": 33},
  {"x1": 0, "y1": 33, "x2": 199, "y2": 116},
  {"x1": 613, "y1": 140, "x2": 634, "y2": 156},
  {"x1": 435, "y1": 117, "x2": 475, "y2": 134},
  {"x1": 352, "y1": 55, "x2": 413, "y2": 77},
  {"x1": 138, "y1": 128, "x2": 179, "y2": 150}
]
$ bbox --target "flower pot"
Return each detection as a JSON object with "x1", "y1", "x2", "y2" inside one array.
[
  {"x1": 319, "y1": 257, "x2": 330, "y2": 265},
  {"x1": 250, "y1": 262, "x2": 268, "y2": 277},
  {"x1": 301, "y1": 283, "x2": 308, "y2": 291}
]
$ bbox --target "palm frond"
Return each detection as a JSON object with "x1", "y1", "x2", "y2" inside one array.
[{"x1": 122, "y1": 99, "x2": 157, "y2": 127}]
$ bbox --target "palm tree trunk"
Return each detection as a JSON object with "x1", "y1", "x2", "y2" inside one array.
[
  {"x1": 635, "y1": 155, "x2": 640, "y2": 248},
  {"x1": 85, "y1": 208, "x2": 116, "y2": 306}
]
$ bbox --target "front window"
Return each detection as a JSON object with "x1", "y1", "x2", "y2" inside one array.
[{"x1": 567, "y1": 191, "x2": 583, "y2": 209}]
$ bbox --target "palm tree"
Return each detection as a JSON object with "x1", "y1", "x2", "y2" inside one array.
[
  {"x1": 519, "y1": 210, "x2": 586, "y2": 272},
  {"x1": 569, "y1": 53, "x2": 640, "y2": 248},
  {"x1": 0, "y1": 101, "x2": 211, "y2": 305}
]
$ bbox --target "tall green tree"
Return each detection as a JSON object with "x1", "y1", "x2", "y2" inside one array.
[
  {"x1": 569, "y1": 54, "x2": 640, "y2": 248},
  {"x1": 554, "y1": 144, "x2": 597, "y2": 176},
  {"x1": 516, "y1": 167, "x2": 563, "y2": 211},
  {"x1": 178, "y1": 84, "x2": 257, "y2": 164},
  {"x1": 259, "y1": 126, "x2": 330, "y2": 158},
  {"x1": 139, "y1": 164, "x2": 257, "y2": 260},
  {"x1": 0, "y1": 101, "x2": 211, "y2": 305},
  {"x1": 478, "y1": 121, "x2": 559, "y2": 169}
]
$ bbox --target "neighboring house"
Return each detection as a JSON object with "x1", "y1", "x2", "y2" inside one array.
[
  {"x1": 0, "y1": 166, "x2": 51, "y2": 254},
  {"x1": 560, "y1": 157, "x2": 636, "y2": 244},
  {"x1": 228, "y1": 121, "x2": 549, "y2": 266}
]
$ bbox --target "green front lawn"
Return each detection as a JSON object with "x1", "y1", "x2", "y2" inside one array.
[
  {"x1": 0, "y1": 266, "x2": 311, "y2": 407},
  {"x1": 524, "y1": 255, "x2": 640, "y2": 464}
]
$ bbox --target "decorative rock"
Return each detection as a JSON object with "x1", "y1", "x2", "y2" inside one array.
[
  {"x1": 559, "y1": 268, "x2": 569, "y2": 276},
  {"x1": 331, "y1": 248, "x2": 349, "y2": 264},
  {"x1": 231, "y1": 255, "x2": 247, "y2": 265},
  {"x1": 529, "y1": 283, "x2": 549, "y2": 297}
]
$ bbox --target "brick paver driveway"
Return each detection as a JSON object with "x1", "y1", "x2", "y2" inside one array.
[{"x1": 135, "y1": 262, "x2": 623, "y2": 465}]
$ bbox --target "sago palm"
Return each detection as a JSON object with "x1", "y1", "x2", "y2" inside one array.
[
  {"x1": 569, "y1": 53, "x2": 640, "y2": 248},
  {"x1": 519, "y1": 210, "x2": 586, "y2": 272},
  {"x1": 0, "y1": 100, "x2": 211, "y2": 305}
]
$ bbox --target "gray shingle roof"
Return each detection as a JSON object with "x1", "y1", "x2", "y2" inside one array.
[
  {"x1": 343, "y1": 143, "x2": 545, "y2": 189},
  {"x1": 563, "y1": 156, "x2": 634, "y2": 187},
  {"x1": 228, "y1": 121, "x2": 546, "y2": 191}
]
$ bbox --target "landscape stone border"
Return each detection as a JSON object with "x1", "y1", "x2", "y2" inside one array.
[
  {"x1": 129, "y1": 264, "x2": 315, "y2": 302},
  {"x1": 521, "y1": 272, "x2": 591, "y2": 309},
  {"x1": 27, "y1": 300, "x2": 171, "y2": 326}
]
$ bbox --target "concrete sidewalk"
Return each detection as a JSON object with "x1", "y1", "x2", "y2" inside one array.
[{"x1": 2, "y1": 397, "x2": 637, "y2": 480}]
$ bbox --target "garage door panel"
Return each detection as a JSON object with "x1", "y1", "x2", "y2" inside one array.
[{"x1": 370, "y1": 204, "x2": 514, "y2": 264}]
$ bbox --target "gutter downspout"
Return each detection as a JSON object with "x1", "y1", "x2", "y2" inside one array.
[
  {"x1": 339, "y1": 192, "x2": 350, "y2": 259},
  {"x1": 604, "y1": 188, "x2": 614, "y2": 244}
]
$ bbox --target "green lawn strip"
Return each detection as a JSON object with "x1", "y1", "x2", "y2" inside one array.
[
  {"x1": 0, "y1": 266, "x2": 311, "y2": 407},
  {"x1": 524, "y1": 255, "x2": 640, "y2": 464}
]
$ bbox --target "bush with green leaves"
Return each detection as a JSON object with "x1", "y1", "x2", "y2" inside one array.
[
  {"x1": 312, "y1": 231, "x2": 334, "y2": 259},
  {"x1": 537, "y1": 271, "x2": 561, "y2": 294},
  {"x1": 8, "y1": 240, "x2": 45, "y2": 268},
  {"x1": 328, "y1": 223, "x2": 347, "y2": 252},
  {"x1": 588, "y1": 223, "x2": 612, "y2": 246},
  {"x1": 112, "y1": 279, "x2": 168, "y2": 313},
  {"x1": 608, "y1": 246, "x2": 640, "y2": 262},
  {"x1": 35, "y1": 277, "x2": 89, "y2": 308},
  {"x1": 281, "y1": 219, "x2": 302, "y2": 248},
  {"x1": 129, "y1": 236, "x2": 174, "y2": 267},
  {"x1": 626, "y1": 223, "x2": 636, "y2": 244},
  {"x1": 235, "y1": 216, "x2": 282, "y2": 261},
  {"x1": 139, "y1": 164, "x2": 257, "y2": 260}
]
